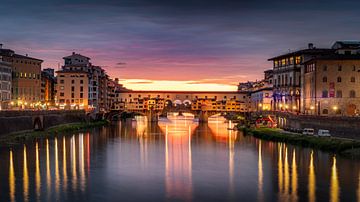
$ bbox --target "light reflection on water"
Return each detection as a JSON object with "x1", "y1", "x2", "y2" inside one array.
[{"x1": 0, "y1": 116, "x2": 359, "y2": 201}]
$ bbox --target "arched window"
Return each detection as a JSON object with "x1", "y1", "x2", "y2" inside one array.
[
  {"x1": 323, "y1": 76, "x2": 327, "y2": 83},
  {"x1": 323, "y1": 65, "x2": 327, "y2": 71},
  {"x1": 351, "y1": 77, "x2": 356, "y2": 82},
  {"x1": 337, "y1": 77, "x2": 342, "y2": 83},
  {"x1": 350, "y1": 90, "x2": 356, "y2": 98},
  {"x1": 322, "y1": 90, "x2": 328, "y2": 98},
  {"x1": 322, "y1": 109, "x2": 328, "y2": 114}
]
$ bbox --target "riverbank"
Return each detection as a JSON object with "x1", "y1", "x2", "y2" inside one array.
[
  {"x1": 0, "y1": 120, "x2": 109, "y2": 147},
  {"x1": 241, "y1": 127, "x2": 360, "y2": 157}
]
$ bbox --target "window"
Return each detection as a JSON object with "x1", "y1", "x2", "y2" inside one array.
[
  {"x1": 322, "y1": 109, "x2": 328, "y2": 114},
  {"x1": 80, "y1": 93, "x2": 83, "y2": 98},
  {"x1": 322, "y1": 90, "x2": 328, "y2": 98},
  {"x1": 60, "y1": 86, "x2": 64, "y2": 90},
  {"x1": 353, "y1": 66, "x2": 356, "y2": 71},
  {"x1": 336, "y1": 90, "x2": 342, "y2": 98},
  {"x1": 351, "y1": 77, "x2": 356, "y2": 82},
  {"x1": 71, "y1": 80, "x2": 75, "y2": 84},
  {"x1": 80, "y1": 80, "x2": 83, "y2": 84},
  {"x1": 80, "y1": 86, "x2": 83, "y2": 92},
  {"x1": 71, "y1": 93, "x2": 74, "y2": 98},
  {"x1": 60, "y1": 92, "x2": 64, "y2": 97},
  {"x1": 337, "y1": 77, "x2": 342, "y2": 83},
  {"x1": 323, "y1": 65, "x2": 327, "y2": 71},
  {"x1": 60, "y1": 79, "x2": 64, "y2": 84},
  {"x1": 71, "y1": 86, "x2": 75, "y2": 91},
  {"x1": 323, "y1": 76, "x2": 327, "y2": 83},
  {"x1": 350, "y1": 90, "x2": 356, "y2": 98},
  {"x1": 338, "y1": 65, "x2": 342, "y2": 71}
]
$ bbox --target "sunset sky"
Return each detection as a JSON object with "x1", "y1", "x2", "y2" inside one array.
[{"x1": 1, "y1": 0, "x2": 360, "y2": 91}]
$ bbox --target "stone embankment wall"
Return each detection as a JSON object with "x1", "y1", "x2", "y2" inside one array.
[
  {"x1": 0, "y1": 110, "x2": 87, "y2": 136},
  {"x1": 258, "y1": 111, "x2": 360, "y2": 139}
]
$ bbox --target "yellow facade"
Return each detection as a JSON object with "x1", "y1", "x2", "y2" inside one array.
[{"x1": 56, "y1": 71, "x2": 89, "y2": 110}]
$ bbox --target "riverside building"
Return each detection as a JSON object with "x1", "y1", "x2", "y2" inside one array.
[
  {"x1": 268, "y1": 43, "x2": 333, "y2": 113},
  {"x1": 302, "y1": 41, "x2": 360, "y2": 116},
  {"x1": 0, "y1": 56, "x2": 12, "y2": 110}
]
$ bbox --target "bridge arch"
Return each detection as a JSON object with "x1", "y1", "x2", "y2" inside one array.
[{"x1": 33, "y1": 117, "x2": 43, "y2": 131}]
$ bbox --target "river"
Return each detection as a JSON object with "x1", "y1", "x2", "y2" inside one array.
[{"x1": 0, "y1": 115, "x2": 359, "y2": 202}]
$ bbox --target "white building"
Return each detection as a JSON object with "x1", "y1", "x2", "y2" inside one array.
[{"x1": 0, "y1": 56, "x2": 12, "y2": 110}]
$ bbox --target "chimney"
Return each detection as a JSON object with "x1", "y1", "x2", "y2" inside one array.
[
  {"x1": 26, "y1": 54, "x2": 28, "y2": 57},
  {"x1": 72, "y1": 52, "x2": 75, "y2": 55},
  {"x1": 308, "y1": 43, "x2": 314, "y2": 49}
]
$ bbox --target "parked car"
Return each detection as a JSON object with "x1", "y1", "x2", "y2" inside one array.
[
  {"x1": 318, "y1": 129, "x2": 331, "y2": 137},
  {"x1": 302, "y1": 128, "x2": 315, "y2": 136}
]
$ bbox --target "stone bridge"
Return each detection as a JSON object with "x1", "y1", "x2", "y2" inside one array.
[{"x1": 0, "y1": 110, "x2": 87, "y2": 136}]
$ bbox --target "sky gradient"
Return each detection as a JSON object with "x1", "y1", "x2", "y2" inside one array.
[{"x1": 1, "y1": 0, "x2": 360, "y2": 91}]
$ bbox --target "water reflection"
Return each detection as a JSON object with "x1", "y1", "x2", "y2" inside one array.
[
  {"x1": 309, "y1": 151, "x2": 316, "y2": 202},
  {"x1": 160, "y1": 118, "x2": 195, "y2": 201},
  {"x1": 23, "y1": 145, "x2": 29, "y2": 202},
  {"x1": 0, "y1": 116, "x2": 360, "y2": 201},
  {"x1": 330, "y1": 156, "x2": 340, "y2": 202},
  {"x1": 258, "y1": 141, "x2": 263, "y2": 202},
  {"x1": 9, "y1": 150, "x2": 15, "y2": 202},
  {"x1": 35, "y1": 142, "x2": 41, "y2": 201}
]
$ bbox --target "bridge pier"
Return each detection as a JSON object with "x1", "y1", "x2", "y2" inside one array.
[
  {"x1": 146, "y1": 110, "x2": 158, "y2": 122},
  {"x1": 198, "y1": 111, "x2": 208, "y2": 123}
]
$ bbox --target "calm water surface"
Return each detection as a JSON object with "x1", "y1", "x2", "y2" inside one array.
[{"x1": 1, "y1": 116, "x2": 360, "y2": 202}]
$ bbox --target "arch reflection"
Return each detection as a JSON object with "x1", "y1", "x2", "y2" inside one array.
[
  {"x1": 159, "y1": 118, "x2": 196, "y2": 201},
  {"x1": 330, "y1": 156, "x2": 339, "y2": 202}
]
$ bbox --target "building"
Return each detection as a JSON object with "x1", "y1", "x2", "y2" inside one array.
[
  {"x1": 0, "y1": 56, "x2": 12, "y2": 110},
  {"x1": 0, "y1": 44, "x2": 43, "y2": 107},
  {"x1": 60, "y1": 52, "x2": 109, "y2": 111},
  {"x1": 302, "y1": 41, "x2": 360, "y2": 116},
  {"x1": 41, "y1": 68, "x2": 56, "y2": 105},
  {"x1": 56, "y1": 70, "x2": 89, "y2": 110},
  {"x1": 268, "y1": 43, "x2": 333, "y2": 113}
]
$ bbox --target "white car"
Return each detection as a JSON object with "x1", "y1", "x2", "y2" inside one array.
[
  {"x1": 318, "y1": 129, "x2": 331, "y2": 137},
  {"x1": 302, "y1": 128, "x2": 315, "y2": 136}
]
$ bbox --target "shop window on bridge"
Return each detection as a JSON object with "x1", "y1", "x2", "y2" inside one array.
[{"x1": 322, "y1": 109, "x2": 328, "y2": 114}]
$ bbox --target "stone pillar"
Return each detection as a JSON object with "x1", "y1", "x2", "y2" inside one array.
[
  {"x1": 146, "y1": 110, "x2": 158, "y2": 122},
  {"x1": 198, "y1": 111, "x2": 208, "y2": 123}
]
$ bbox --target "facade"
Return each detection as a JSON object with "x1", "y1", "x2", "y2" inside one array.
[
  {"x1": 0, "y1": 44, "x2": 43, "y2": 107},
  {"x1": 268, "y1": 43, "x2": 333, "y2": 113},
  {"x1": 56, "y1": 70, "x2": 89, "y2": 110},
  {"x1": 0, "y1": 56, "x2": 12, "y2": 110},
  {"x1": 41, "y1": 68, "x2": 56, "y2": 105},
  {"x1": 117, "y1": 91, "x2": 251, "y2": 112},
  {"x1": 250, "y1": 87, "x2": 273, "y2": 112},
  {"x1": 303, "y1": 42, "x2": 360, "y2": 116},
  {"x1": 60, "y1": 52, "x2": 109, "y2": 111}
]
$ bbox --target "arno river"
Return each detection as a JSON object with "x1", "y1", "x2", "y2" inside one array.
[{"x1": 0, "y1": 115, "x2": 360, "y2": 202}]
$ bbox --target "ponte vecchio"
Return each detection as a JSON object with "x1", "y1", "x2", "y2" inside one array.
[{"x1": 110, "y1": 90, "x2": 251, "y2": 122}]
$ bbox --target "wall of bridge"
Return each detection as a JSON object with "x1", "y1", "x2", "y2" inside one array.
[
  {"x1": 0, "y1": 110, "x2": 86, "y2": 136},
  {"x1": 118, "y1": 91, "x2": 249, "y2": 103}
]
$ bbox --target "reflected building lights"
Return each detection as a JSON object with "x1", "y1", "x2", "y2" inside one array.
[
  {"x1": 63, "y1": 136, "x2": 68, "y2": 192},
  {"x1": 55, "y1": 138, "x2": 60, "y2": 198},
  {"x1": 291, "y1": 149, "x2": 298, "y2": 202},
  {"x1": 23, "y1": 145, "x2": 29, "y2": 202},
  {"x1": 71, "y1": 135, "x2": 77, "y2": 191},
  {"x1": 162, "y1": 119, "x2": 194, "y2": 201},
  {"x1": 9, "y1": 150, "x2": 15, "y2": 202},
  {"x1": 229, "y1": 128, "x2": 235, "y2": 197},
  {"x1": 46, "y1": 139, "x2": 51, "y2": 199},
  {"x1": 258, "y1": 141, "x2": 263, "y2": 202},
  {"x1": 284, "y1": 147, "x2": 290, "y2": 201},
  {"x1": 35, "y1": 142, "x2": 41, "y2": 200},
  {"x1": 79, "y1": 133, "x2": 85, "y2": 191},
  {"x1": 278, "y1": 144, "x2": 283, "y2": 197},
  {"x1": 309, "y1": 151, "x2": 316, "y2": 202},
  {"x1": 330, "y1": 156, "x2": 340, "y2": 202}
]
